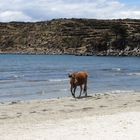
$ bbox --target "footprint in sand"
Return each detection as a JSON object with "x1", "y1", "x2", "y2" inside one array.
[
  {"x1": 82, "y1": 107, "x2": 94, "y2": 111},
  {"x1": 136, "y1": 100, "x2": 140, "y2": 102},
  {"x1": 99, "y1": 105, "x2": 108, "y2": 108},
  {"x1": 30, "y1": 111, "x2": 37, "y2": 114},
  {"x1": 42, "y1": 109, "x2": 48, "y2": 112},
  {"x1": 64, "y1": 104, "x2": 75, "y2": 107}
]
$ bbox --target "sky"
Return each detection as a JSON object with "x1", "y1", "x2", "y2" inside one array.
[{"x1": 0, "y1": 0, "x2": 140, "y2": 22}]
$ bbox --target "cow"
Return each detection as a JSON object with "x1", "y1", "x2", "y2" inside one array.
[{"x1": 68, "y1": 71, "x2": 88, "y2": 98}]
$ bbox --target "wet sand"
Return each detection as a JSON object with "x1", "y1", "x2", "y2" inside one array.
[{"x1": 0, "y1": 92, "x2": 140, "y2": 140}]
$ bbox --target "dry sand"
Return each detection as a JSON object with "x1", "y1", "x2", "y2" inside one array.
[{"x1": 0, "y1": 92, "x2": 140, "y2": 140}]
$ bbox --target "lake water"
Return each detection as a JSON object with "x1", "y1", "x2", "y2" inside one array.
[{"x1": 0, "y1": 54, "x2": 140, "y2": 102}]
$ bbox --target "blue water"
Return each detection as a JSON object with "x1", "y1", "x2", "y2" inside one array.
[{"x1": 0, "y1": 54, "x2": 140, "y2": 102}]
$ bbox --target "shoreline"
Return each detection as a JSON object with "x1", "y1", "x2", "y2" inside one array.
[
  {"x1": 0, "y1": 52, "x2": 140, "y2": 57},
  {"x1": 0, "y1": 92, "x2": 140, "y2": 139}
]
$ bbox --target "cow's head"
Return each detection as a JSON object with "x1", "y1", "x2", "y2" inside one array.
[{"x1": 68, "y1": 73, "x2": 78, "y2": 86}]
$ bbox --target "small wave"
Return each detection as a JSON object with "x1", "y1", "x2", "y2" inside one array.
[
  {"x1": 13, "y1": 75, "x2": 18, "y2": 78},
  {"x1": 49, "y1": 79, "x2": 69, "y2": 82},
  {"x1": 0, "y1": 76, "x2": 18, "y2": 81},
  {"x1": 26, "y1": 80, "x2": 49, "y2": 82},
  {"x1": 110, "y1": 90, "x2": 135, "y2": 94},
  {"x1": 0, "y1": 80, "x2": 15, "y2": 84},
  {"x1": 112, "y1": 68, "x2": 121, "y2": 71},
  {"x1": 128, "y1": 73, "x2": 140, "y2": 76},
  {"x1": 9, "y1": 75, "x2": 24, "y2": 80},
  {"x1": 102, "y1": 68, "x2": 123, "y2": 72},
  {"x1": 36, "y1": 90, "x2": 47, "y2": 95}
]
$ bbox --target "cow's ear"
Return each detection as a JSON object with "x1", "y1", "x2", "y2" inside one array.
[{"x1": 68, "y1": 73, "x2": 72, "y2": 78}]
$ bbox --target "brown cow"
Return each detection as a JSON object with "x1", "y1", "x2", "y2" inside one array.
[{"x1": 68, "y1": 71, "x2": 88, "y2": 98}]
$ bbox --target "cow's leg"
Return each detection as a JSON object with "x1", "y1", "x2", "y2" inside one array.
[
  {"x1": 73, "y1": 86, "x2": 77, "y2": 98},
  {"x1": 84, "y1": 85, "x2": 87, "y2": 96},
  {"x1": 71, "y1": 86, "x2": 75, "y2": 98},
  {"x1": 84, "y1": 80, "x2": 87, "y2": 97},
  {"x1": 79, "y1": 85, "x2": 82, "y2": 97}
]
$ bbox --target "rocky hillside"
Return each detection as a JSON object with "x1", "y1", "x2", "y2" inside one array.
[{"x1": 0, "y1": 18, "x2": 140, "y2": 56}]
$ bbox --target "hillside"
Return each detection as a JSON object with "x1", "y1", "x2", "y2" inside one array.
[{"x1": 0, "y1": 19, "x2": 140, "y2": 56}]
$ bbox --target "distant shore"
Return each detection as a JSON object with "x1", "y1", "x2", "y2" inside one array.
[
  {"x1": 0, "y1": 92, "x2": 140, "y2": 140},
  {"x1": 0, "y1": 51, "x2": 140, "y2": 56},
  {"x1": 1, "y1": 19, "x2": 140, "y2": 57}
]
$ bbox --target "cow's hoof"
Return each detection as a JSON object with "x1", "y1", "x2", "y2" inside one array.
[
  {"x1": 72, "y1": 94, "x2": 75, "y2": 98},
  {"x1": 78, "y1": 95, "x2": 81, "y2": 98}
]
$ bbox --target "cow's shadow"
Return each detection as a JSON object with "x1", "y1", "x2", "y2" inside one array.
[{"x1": 75, "y1": 95, "x2": 93, "y2": 99}]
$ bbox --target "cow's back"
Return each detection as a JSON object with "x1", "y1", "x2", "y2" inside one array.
[{"x1": 75, "y1": 71, "x2": 88, "y2": 85}]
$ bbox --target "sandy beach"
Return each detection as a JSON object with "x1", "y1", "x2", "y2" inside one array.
[{"x1": 0, "y1": 92, "x2": 140, "y2": 140}]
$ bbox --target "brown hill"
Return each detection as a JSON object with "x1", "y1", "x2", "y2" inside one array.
[{"x1": 0, "y1": 18, "x2": 140, "y2": 56}]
